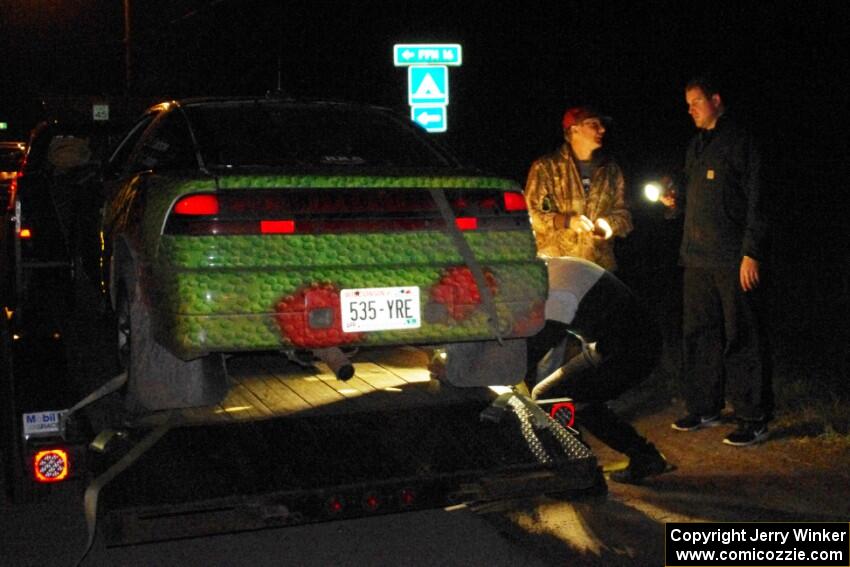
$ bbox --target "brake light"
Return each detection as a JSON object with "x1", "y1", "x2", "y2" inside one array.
[
  {"x1": 455, "y1": 217, "x2": 477, "y2": 231},
  {"x1": 18, "y1": 227, "x2": 32, "y2": 239},
  {"x1": 174, "y1": 194, "x2": 219, "y2": 215},
  {"x1": 32, "y1": 448, "x2": 70, "y2": 483},
  {"x1": 503, "y1": 192, "x2": 527, "y2": 211},
  {"x1": 6, "y1": 175, "x2": 18, "y2": 211},
  {"x1": 260, "y1": 220, "x2": 296, "y2": 234},
  {"x1": 165, "y1": 188, "x2": 530, "y2": 235}
]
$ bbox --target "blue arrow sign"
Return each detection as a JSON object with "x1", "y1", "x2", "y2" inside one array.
[
  {"x1": 408, "y1": 65, "x2": 449, "y2": 107},
  {"x1": 394, "y1": 44, "x2": 462, "y2": 66},
  {"x1": 411, "y1": 105, "x2": 447, "y2": 133}
]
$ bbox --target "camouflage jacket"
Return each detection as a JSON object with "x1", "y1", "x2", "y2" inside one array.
[{"x1": 524, "y1": 144, "x2": 632, "y2": 271}]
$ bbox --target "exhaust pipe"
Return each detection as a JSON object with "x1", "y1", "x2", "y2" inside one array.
[{"x1": 312, "y1": 347, "x2": 355, "y2": 381}]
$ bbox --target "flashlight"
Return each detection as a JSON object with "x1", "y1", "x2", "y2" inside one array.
[
  {"x1": 644, "y1": 182, "x2": 664, "y2": 202},
  {"x1": 643, "y1": 177, "x2": 674, "y2": 204}
]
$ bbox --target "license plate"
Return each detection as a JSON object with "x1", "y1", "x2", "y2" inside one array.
[{"x1": 341, "y1": 286, "x2": 421, "y2": 332}]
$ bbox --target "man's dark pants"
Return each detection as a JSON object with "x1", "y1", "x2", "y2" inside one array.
[
  {"x1": 682, "y1": 266, "x2": 770, "y2": 422},
  {"x1": 527, "y1": 308, "x2": 661, "y2": 458}
]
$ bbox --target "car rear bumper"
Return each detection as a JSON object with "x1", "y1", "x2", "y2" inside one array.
[
  {"x1": 152, "y1": 263, "x2": 546, "y2": 358},
  {"x1": 152, "y1": 232, "x2": 547, "y2": 358}
]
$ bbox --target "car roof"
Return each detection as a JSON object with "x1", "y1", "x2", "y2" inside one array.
[{"x1": 147, "y1": 95, "x2": 394, "y2": 114}]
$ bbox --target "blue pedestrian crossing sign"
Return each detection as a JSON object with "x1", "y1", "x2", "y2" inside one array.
[
  {"x1": 411, "y1": 105, "x2": 447, "y2": 133},
  {"x1": 408, "y1": 65, "x2": 449, "y2": 107}
]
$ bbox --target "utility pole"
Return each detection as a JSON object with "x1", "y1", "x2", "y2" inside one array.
[{"x1": 123, "y1": 0, "x2": 132, "y2": 95}]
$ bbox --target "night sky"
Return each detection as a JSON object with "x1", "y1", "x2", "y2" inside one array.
[
  {"x1": 1, "y1": 2, "x2": 847, "y2": 178},
  {"x1": 1, "y1": 1, "x2": 848, "y2": 381}
]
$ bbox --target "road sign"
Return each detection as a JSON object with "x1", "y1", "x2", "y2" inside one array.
[
  {"x1": 408, "y1": 65, "x2": 448, "y2": 107},
  {"x1": 411, "y1": 106, "x2": 447, "y2": 133},
  {"x1": 92, "y1": 104, "x2": 110, "y2": 121},
  {"x1": 394, "y1": 44, "x2": 462, "y2": 66}
]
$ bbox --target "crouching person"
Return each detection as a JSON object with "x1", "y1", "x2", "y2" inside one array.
[{"x1": 527, "y1": 256, "x2": 669, "y2": 484}]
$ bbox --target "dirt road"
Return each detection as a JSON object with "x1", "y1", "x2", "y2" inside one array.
[{"x1": 478, "y1": 398, "x2": 850, "y2": 566}]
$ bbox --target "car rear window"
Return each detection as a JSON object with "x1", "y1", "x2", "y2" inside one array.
[{"x1": 183, "y1": 103, "x2": 453, "y2": 170}]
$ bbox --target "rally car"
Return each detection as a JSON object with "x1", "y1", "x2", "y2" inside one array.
[{"x1": 99, "y1": 96, "x2": 547, "y2": 411}]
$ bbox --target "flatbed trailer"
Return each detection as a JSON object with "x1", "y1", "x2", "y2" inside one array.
[{"x1": 2, "y1": 305, "x2": 604, "y2": 553}]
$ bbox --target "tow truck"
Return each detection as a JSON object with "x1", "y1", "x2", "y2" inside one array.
[
  {"x1": 1, "y1": 281, "x2": 604, "y2": 557},
  {"x1": 1, "y1": 98, "x2": 604, "y2": 559}
]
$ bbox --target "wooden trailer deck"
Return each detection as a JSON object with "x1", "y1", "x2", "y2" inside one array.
[{"x1": 164, "y1": 347, "x2": 501, "y2": 426}]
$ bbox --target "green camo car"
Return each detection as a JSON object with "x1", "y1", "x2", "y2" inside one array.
[{"x1": 100, "y1": 97, "x2": 546, "y2": 411}]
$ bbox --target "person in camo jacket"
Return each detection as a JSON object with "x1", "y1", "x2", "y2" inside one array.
[{"x1": 524, "y1": 106, "x2": 633, "y2": 271}]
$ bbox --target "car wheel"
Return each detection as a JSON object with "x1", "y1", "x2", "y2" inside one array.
[{"x1": 118, "y1": 277, "x2": 228, "y2": 413}]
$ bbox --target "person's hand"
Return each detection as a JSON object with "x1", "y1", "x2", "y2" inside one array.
[
  {"x1": 591, "y1": 217, "x2": 613, "y2": 240},
  {"x1": 659, "y1": 192, "x2": 676, "y2": 207},
  {"x1": 740, "y1": 256, "x2": 761, "y2": 291},
  {"x1": 659, "y1": 175, "x2": 677, "y2": 208},
  {"x1": 567, "y1": 214, "x2": 594, "y2": 233}
]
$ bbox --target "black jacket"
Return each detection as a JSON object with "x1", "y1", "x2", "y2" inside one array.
[{"x1": 679, "y1": 114, "x2": 769, "y2": 267}]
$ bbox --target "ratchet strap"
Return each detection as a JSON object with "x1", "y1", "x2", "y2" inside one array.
[
  {"x1": 59, "y1": 372, "x2": 128, "y2": 439},
  {"x1": 428, "y1": 187, "x2": 503, "y2": 344},
  {"x1": 75, "y1": 411, "x2": 174, "y2": 567}
]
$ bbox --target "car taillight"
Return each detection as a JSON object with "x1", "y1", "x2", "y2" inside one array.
[
  {"x1": 173, "y1": 194, "x2": 219, "y2": 215},
  {"x1": 164, "y1": 189, "x2": 529, "y2": 236},
  {"x1": 6, "y1": 175, "x2": 18, "y2": 211},
  {"x1": 260, "y1": 220, "x2": 296, "y2": 234},
  {"x1": 503, "y1": 191, "x2": 527, "y2": 211},
  {"x1": 455, "y1": 217, "x2": 477, "y2": 231},
  {"x1": 32, "y1": 448, "x2": 70, "y2": 483}
]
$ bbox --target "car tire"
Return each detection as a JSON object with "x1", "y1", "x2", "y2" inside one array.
[{"x1": 116, "y1": 277, "x2": 228, "y2": 413}]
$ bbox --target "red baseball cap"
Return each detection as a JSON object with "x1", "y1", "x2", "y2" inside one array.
[{"x1": 562, "y1": 106, "x2": 606, "y2": 129}]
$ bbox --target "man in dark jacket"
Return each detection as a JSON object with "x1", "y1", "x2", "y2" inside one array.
[{"x1": 662, "y1": 74, "x2": 771, "y2": 446}]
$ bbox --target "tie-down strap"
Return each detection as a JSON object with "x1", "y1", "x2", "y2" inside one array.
[{"x1": 429, "y1": 187, "x2": 503, "y2": 344}]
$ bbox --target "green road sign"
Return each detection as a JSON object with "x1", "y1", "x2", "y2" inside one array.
[
  {"x1": 394, "y1": 44, "x2": 462, "y2": 66},
  {"x1": 411, "y1": 105, "x2": 447, "y2": 133}
]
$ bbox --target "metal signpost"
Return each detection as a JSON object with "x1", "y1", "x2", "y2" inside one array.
[{"x1": 394, "y1": 43, "x2": 462, "y2": 133}]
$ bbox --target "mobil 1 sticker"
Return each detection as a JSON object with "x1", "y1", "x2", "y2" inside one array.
[{"x1": 23, "y1": 410, "x2": 67, "y2": 438}]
